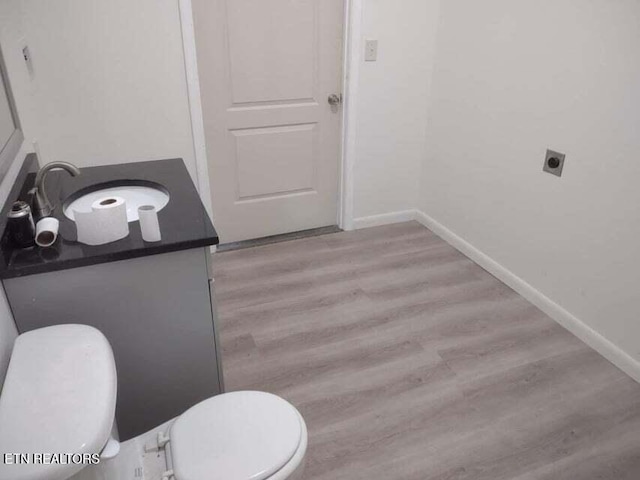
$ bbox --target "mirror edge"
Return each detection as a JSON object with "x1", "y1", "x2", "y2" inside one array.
[{"x1": 0, "y1": 38, "x2": 24, "y2": 185}]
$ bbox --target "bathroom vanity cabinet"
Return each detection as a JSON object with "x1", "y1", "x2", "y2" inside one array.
[
  {"x1": 3, "y1": 247, "x2": 223, "y2": 440},
  {"x1": 0, "y1": 156, "x2": 222, "y2": 440}
]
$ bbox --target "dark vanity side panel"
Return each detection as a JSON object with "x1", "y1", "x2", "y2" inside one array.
[{"x1": 4, "y1": 248, "x2": 221, "y2": 440}]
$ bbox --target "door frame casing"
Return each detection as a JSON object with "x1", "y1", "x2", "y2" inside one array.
[
  {"x1": 178, "y1": 0, "x2": 360, "y2": 232},
  {"x1": 178, "y1": 0, "x2": 213, "y2": 220},
  {"x1": 338, "y1": 0, "x2": 361, "y2": 231}
]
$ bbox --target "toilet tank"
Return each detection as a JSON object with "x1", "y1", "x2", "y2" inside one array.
[{"x1": 0, "y1": 325, "x2": 117, "y2": 480}]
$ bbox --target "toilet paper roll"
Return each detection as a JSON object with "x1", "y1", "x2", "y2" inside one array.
[
  {"x1": 74, "y1": 196, "x2": 129, "y2": 246},
  {"x1": 35, "y1": 217, "x2": 59, "y2": 247},
  {"x1": 138, "y1": 205, "x2": 161, "y2": 242}
]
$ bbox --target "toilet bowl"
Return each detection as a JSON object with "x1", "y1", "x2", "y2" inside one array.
[{"x1": 0, "y1": 325, "x2": 307, "y2": 480}]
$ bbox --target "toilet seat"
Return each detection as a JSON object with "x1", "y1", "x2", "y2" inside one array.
[{"x1": 169, "y1": 391, "x2": 304, "y2": 480}]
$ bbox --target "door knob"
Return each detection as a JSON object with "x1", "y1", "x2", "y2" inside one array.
[{"x1": 328, "y1": 94, "x2": 342, "y2": 106}]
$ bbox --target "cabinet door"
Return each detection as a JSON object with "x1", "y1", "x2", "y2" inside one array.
[
  {"x1": 208, "y1": 277, "x2": 226, "y2": 393},
  {"x1": 206, "y1": 247, "x2": 226, "y2": 393},
  {"x1": 4, "y1": 248, "x2": 221, "y2": 440}
]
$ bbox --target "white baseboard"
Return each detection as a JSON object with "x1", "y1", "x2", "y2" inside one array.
[
  {"x1": 414, "y1": 210, "x2": 640, "y2": 384},
  {"x1": 352, "y1": 210, "x2": 417, "y2": 230}
]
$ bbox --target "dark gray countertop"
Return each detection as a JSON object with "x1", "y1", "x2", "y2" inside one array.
[{"x1": 0, "y1": 155, "x2": 219, "y2": 279}]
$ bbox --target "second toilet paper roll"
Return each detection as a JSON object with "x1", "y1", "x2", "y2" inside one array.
[{"x1": 74, "y1": 196, "x2": 129, "y2": 246}]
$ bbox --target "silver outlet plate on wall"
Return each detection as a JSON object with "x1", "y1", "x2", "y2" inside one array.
[{"x1": 543, "y1": 149, "x2": 566, "y2": 177}]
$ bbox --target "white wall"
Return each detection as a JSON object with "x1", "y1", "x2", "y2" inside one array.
[
  {"x1": 420, "y1": 0, "x2": 640, "y2": 366},
  {"x1": 0, "y1": 0, "x2": 203, "y2": 385},
  {"x1": 0, "y1": 0, "x2": 32, "y2": 386},
  {"x1": 0, "y1": 282, "x2": 18, "y2": 387},
  {"x1": 20, "y1": 0, "x2": 199, "y2": 181},
  {"x1": 350, "y1": 0, "x2": 439, "y2": 223},
  {"x1": 19, "y1": 0, "x2": 440, "y2": 227}
]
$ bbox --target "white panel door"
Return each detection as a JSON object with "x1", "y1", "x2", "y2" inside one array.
[{"x1": 193, "y1": 0, "x2": 344, "y2": 243}]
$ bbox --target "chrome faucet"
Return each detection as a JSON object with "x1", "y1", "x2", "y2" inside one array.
[{"x1": 32, "y1": 161, "x2": 81, "y2": 218}]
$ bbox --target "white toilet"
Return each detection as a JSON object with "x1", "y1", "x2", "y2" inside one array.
[{"x1": 0, "y1": 325, "x2": 307, "y2": 480}]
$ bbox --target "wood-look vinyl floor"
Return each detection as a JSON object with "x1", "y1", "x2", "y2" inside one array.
[{"x1": 212, "y1": 222, "x2": 640, "y2": 479}]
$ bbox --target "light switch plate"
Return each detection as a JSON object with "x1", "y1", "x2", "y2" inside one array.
[{"x1": 365, "y1": 39, "x2": 378, "y2": 62}]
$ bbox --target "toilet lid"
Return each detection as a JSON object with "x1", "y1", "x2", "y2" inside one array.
[{"x1": 170, "y1": 391, "x2": 302, "y2": 480}]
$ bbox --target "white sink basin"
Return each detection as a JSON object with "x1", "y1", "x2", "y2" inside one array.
[{"x1": 64, "y1": 183, "x2": 170, "y2": 223}]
